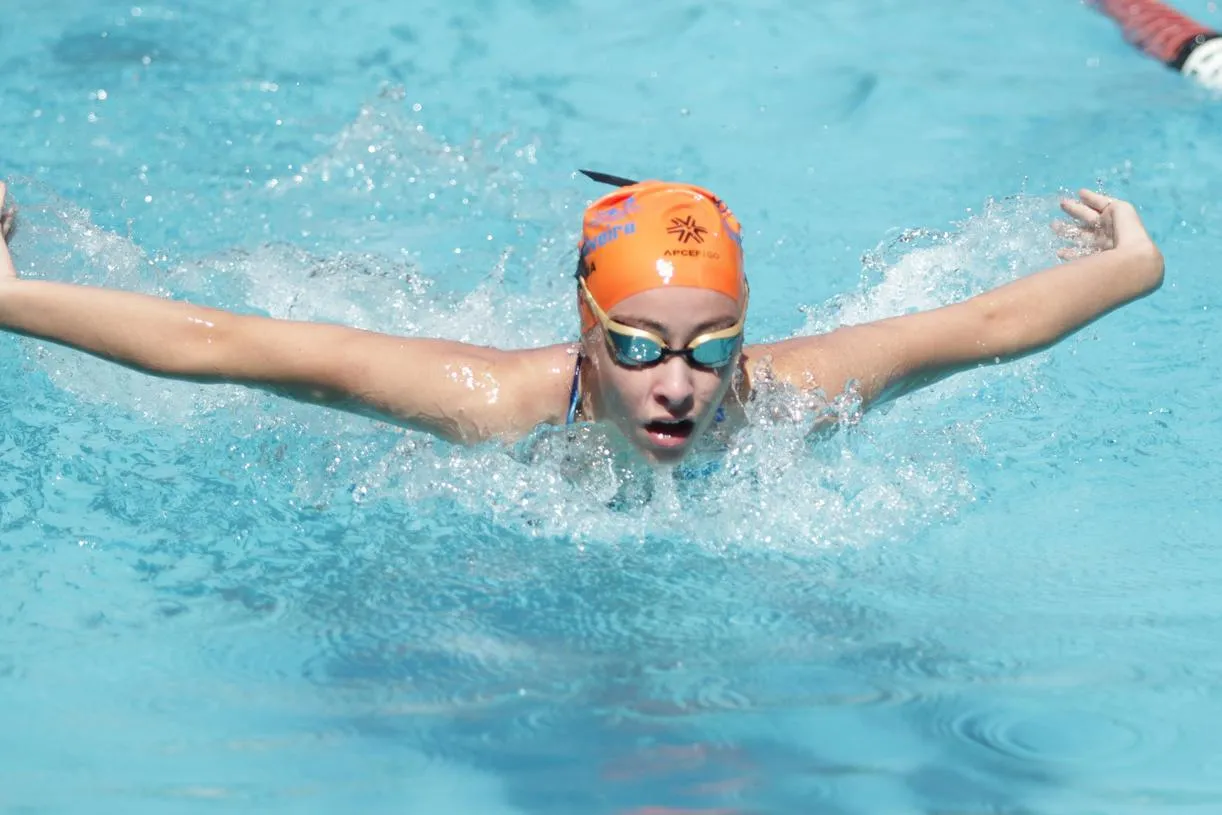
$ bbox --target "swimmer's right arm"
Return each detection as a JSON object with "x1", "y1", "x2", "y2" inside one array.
[
  {"x1": 0, "y1": 276, "x2": 564, "y2": 442},
  {"x1": 0, "y1": 276, "x2": 560, "y2": 438},
  {"x1": 0, "y1": 188, "x2": 561, "y2": 443}
]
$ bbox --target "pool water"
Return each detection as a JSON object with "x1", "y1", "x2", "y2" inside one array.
[{"x1": 3, "y1": 0, "x2": 1222, "y2": 812}]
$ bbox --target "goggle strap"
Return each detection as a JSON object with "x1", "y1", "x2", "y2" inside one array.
[{"x1": 579, "y1": 169, "x2": 639, "y2": 187}]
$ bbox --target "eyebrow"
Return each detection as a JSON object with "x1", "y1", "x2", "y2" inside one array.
[{"x1": 615, "y1": 315, "x2": 737, "y2": 335}]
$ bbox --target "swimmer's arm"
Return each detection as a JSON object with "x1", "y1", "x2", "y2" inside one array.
[
  {"x1": 0, "y1": 279, "x2": 563, "y2": 443},
  {"x1": 760, "y1": 190, "x2": 1165, "y2": 407}
]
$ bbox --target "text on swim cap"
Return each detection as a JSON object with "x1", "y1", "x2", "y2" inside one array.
[
  {"x1": 580, "y1": 222, "x2": 636, "y2": 256},
  {"x1": 589, "y1": 196, "x2": 640, "y2": 226},
  {"x1": 663, "y1": 248, "x2": 721, "y2": 260}
]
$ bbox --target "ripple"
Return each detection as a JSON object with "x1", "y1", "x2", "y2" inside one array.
[
  {"x1": 844, "y1": 636, "x2": 1038, "y2": 702},
  {"x1": 296, "y1": 590, "x2": 573, "y2": 744},
  {"x1": 52, "y1": 569, "x2": 306, "y2": 723},
  {"x1": 735, "y1": 661, "x2": 914, "y2": 715},
  {"x1": 956, "y1": 709, "x2": 1140, "y2": 766},
  {"x1": 596, "y1": 671, "x2": 756, "y2": 723},
  {"x1": 919, "y1": 695, "x2": 1178, "y2": 773}
]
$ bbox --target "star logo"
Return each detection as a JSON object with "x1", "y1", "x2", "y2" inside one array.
[{"x1": 667, "y1": 216, "x2": 707, "y2": 244}]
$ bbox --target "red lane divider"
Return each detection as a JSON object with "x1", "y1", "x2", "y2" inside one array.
[{"x1": 1090, "y1": 0, "x2": 1222, "y2": 87}]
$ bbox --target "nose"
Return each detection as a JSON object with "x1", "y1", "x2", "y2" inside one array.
[{"x1": 651, "y1": 356, "x2": 695, "y2": 414}]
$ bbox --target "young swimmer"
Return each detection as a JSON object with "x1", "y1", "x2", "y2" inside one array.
[{"x1": 0, "y1": 174, "x2": 1164, "y2": 465}]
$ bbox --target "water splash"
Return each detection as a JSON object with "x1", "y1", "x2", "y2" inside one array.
[{"x1": 4, "y1": 103, "x2": 1069, "y2": 556}]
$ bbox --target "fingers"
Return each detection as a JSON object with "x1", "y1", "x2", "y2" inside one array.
[
  {"x1": 1060, "y1": 187, "x2": 1126, "y2": 222},
  {"x1": 1053, "y1": 187, "x2": 1150, "y2": 260},
  {"x1": 1054, "y1": 189, "x2": 1111, "y2": 261},
  {"x1": 1057, "y1": 246, "x2": 1088, "y2": 261},
  {"x1": 1077, "y1": 188, "x2": 1115, "y2": 211},
  {"x1": 1051, "y1": 220, "x2": 1082, "y2": 239},
  {"x1": 1060, "y1": 196, "x2": 1102, "y2": 226},
  {"x1": 1054, "y1": 228, "x2": 1100, "y2": 261}
]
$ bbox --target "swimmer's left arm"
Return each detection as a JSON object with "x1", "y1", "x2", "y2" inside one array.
[{"x1": 759, "y1": 190, "x2": 1165, "y2": 407}]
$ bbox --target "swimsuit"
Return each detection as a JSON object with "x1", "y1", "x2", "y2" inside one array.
[{"x1": 566, "y1": 353, "x2": 584, "y2": 425}]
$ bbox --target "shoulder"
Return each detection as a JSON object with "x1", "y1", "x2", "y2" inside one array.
[
  {"x1": 493, "y1": 343, "x2": 583, "y2": 429},
  {"x1": 740, "y1": 335, "x2": 840, "y2": 394},
  {"x1": 740, "y1": 322, "x2": 909, "y2": 409},
  {"x1": 740, "y1": 306, "x2": 980, "y2": 411}
]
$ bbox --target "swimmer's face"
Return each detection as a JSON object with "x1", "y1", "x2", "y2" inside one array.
[{"x1": 582, "y1": 286, "x2": 744, "y2": 464}]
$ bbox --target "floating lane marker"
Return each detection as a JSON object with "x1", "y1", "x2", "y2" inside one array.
[{"x1": 1092, "y1": 0, "x2": 1222, "y2": 88}]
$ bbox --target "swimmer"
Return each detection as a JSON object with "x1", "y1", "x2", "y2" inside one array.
[{"x1": 0, "y1": 174, "x2": 1164, "y2": 465}]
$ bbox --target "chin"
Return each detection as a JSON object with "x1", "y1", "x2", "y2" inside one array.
[{"x1": 642, "y1": 444, "x2": 691, "y2": 465}]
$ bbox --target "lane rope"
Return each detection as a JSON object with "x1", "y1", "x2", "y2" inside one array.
[{"x1": 1091, "y1": 0, "x2": 1222, "y2": 87}]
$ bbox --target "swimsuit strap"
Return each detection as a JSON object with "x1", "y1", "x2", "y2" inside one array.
[{"x1": 566, "y1": 352, "x2": 584, "y2": 425}]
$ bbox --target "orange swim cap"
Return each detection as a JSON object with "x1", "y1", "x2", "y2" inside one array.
[{"x1": 576, "y1": 175, "x2": 746, "y2": 331}]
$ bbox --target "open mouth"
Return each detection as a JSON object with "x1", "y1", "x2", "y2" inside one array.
[{"x1": 643, "y1": 419, "x2": 695, "y2": 448}]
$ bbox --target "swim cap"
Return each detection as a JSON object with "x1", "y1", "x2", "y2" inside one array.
[{"x1": 577, "y1": 178, "x2": 746, "y2": 331}]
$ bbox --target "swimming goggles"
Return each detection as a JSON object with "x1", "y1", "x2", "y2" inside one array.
[{"x1": 578, "y1": 277, "x2": 746, "y2": 369}]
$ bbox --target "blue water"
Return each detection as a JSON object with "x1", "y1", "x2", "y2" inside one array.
[{"x1": 3, "y1": 0, "x2": 1222, "y2": 812}]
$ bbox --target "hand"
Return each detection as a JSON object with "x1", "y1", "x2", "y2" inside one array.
[
  {"x1": 0, "y1": 181, "x2": 17, "y2": 282},
  {"x1": 1053, "y1": 188, "x2": 1156, "y2": 261}
]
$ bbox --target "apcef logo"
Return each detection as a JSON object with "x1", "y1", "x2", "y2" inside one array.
[{"x1": 667, "y1": 216, "x2": 707, "y2": 244}]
